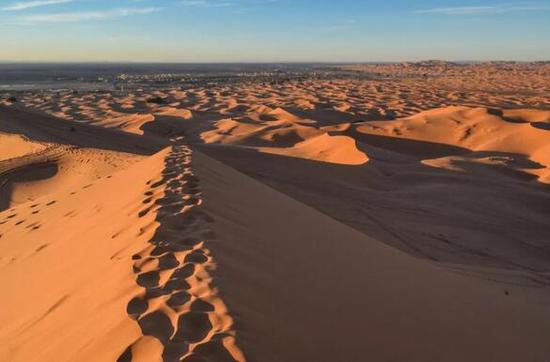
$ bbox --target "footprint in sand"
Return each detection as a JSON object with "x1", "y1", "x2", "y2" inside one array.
[{"x1": 118, "y1": 140, "x2": 244, "y2": 362}]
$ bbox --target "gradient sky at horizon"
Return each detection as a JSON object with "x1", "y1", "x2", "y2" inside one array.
[{"x1": 1, "y1": 0, "x2": 549, "y2": 62}]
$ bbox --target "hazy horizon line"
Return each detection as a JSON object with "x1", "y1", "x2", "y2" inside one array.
[{"x1": 0, "y1": 59, "x2": 548, "y2": 65}]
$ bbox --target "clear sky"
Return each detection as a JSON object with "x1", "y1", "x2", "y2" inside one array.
[{"x1": 1, "y1": 0, "x2": 549, "y2": 62}]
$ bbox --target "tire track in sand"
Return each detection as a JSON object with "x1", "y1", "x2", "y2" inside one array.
[{"x1": 118, "y1": 137, "x2": 245, "y2": 362}]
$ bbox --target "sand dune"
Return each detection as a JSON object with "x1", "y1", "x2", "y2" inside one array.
[
  {"x1": 0, "y1": 148, "x2": 167, "y2": 361},
  {"x1": 99, "y1": 113, "x2": 155, "y2": 135},
  {"x1": 259, "y1": 133, "x2": 368, "y2": 165},
  {"x1": 0, "y1": 140, "x2": 243, "y2": 361},
  {"x1": 199, "y1": 106, "x2": 366, "y2": 165},
  {"x1": 194, "y1": 149, "x2": 550, "y2": 361},
  {"x1": 356, "y1": 106, "x2": 550, "y2": 183},
  {"x1": 1, "y1": 66, "x2": 550, "y2": 361},
  {"x1": 0, "y1": 105, "x2": 159, "y2": 211},
  {"x1": 0, "y1": 106, "x2": 243, "y2": 361}
]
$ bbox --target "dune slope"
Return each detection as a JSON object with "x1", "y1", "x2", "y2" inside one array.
[
  {"x1": 0, "y1": 149, "x2": 168, "y2": 361},
  {"x1": 194, "y1": 149, "x2": 550, "y2": 362},
  {"x1": 0, "y1": 144, "x2": 245, "y2": 362},
  {"x1": 0, "y1": 106, "x2": 243, "y2": 361}
]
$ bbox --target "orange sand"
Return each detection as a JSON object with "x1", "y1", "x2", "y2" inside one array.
[{"x1": 1, "y1": 64, "x2": 550, "y2": 361}]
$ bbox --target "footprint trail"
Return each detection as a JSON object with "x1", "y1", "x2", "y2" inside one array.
[{"x1": 118, "y1": 137, "x2": 245, "y2": 362}]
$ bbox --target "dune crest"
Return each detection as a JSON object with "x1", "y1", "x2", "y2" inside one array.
[{"x1": 118, "y1": 141, "x2": 244, "y2": 362}]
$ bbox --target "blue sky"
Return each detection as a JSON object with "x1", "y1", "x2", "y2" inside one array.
[{"x1": 0, "y1": 0, "x2": 549, "y2": 62}]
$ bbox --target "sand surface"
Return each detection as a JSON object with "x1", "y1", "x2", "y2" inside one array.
[{"x1": 1, "y1": 63, "x2": 550, "y2": 361}]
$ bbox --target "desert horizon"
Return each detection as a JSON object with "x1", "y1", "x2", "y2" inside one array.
[{"x1": 1, "y1": 0, "x2": 550, "y2": 361}]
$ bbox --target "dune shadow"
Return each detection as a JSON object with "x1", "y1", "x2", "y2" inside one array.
[
  {"x1": 447, "y1": 155, "x2": 542, "y2": 182},
  {"x1": 531, "y1": 122, "x2": 550, "y2": 131},
  {"x1": 285, "y1": 105, "x2": 361, "y2": 125},
  {"x1": 196, "y1": 136, "x2": 550, "y2": 278},
  {"x1": 348, "y1": 128, "x2": 470, "y2": 159},
  {"x1": 487, "y1": 108, "x2": 529, "y2": 124},
  {"x1": 140, "y1": 115, "x2": 189, "y2": 140},
  {"x1": 142, "y1": 112, "x2": 229, "y2": 146},
  {"x1": 0, "y1": 161, "x2": 58, "y2": 212}
]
